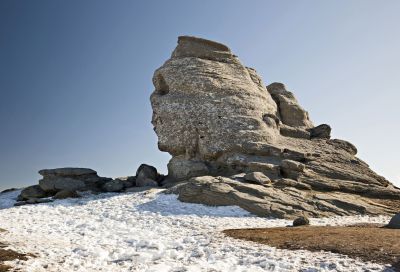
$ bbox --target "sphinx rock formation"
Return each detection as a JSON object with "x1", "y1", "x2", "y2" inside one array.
[{"x1": 151, "y1": 36, "x2": 400, "y2": 218}]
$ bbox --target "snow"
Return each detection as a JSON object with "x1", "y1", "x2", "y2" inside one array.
[
  {"x1": 0, "y1": 189, "x2": 394, "y2": 272},
  {"x1": 0, "y1": 189, "x2": 21, "y2": 209}
]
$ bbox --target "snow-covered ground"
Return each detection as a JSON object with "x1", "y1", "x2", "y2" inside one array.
[{"x1": 0, "y1": 189, "x2": 394, "y2": 272}]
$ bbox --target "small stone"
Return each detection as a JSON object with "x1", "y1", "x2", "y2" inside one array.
[
  {"x1": 387, "y1": 213, "x2": 400, "y2": 229},
  {"x1": 293, "y1": 216, "x2": 310, "y2": 227},
  {"x1": 243, "y1": 172, "x2": 271, "y2": 185}
]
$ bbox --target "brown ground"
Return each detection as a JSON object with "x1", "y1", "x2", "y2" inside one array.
[
  {"x1": 224, "y1": 224, "x2": 400, "y2": 271},
  {"x1": 0, "y1": 229, "x2": 33, "y2": 272}
]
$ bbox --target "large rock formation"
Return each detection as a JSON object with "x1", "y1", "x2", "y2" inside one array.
[{"x1": 151, "y1": 36, "x2": 400, "y2": 218}]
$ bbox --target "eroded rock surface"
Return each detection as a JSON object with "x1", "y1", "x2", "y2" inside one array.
[
  {"x1": 38, "y1": 167, "x2": 111, "y2": 193},
  {"x1": 153, "y1": 36, "x2": 400, "y2": 218}
]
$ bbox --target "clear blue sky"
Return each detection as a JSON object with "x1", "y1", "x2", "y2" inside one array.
[{"x1": 0, "y1": 0, "x2": 399, "y2": 190}]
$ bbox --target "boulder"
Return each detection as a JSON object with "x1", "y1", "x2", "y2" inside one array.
[
  {"x1": 267, "y1": 82, "x2": 313, "y2": 129},
  {"x1": 39, "y1": 168, "x2": 97, "y2": 177},
  {"x1": 293, "y1": 216, "x2": 310, "y2": 227},
  {"x1": 136, "y1": 178, "x2": 158, "y2": 187},
  {"x1": 151, "y1": 36, "x2": 400, "y2": 218},
  {"x1": 243, "y1": 172, "x2": 271, "y2": 185},
  {"x1": 19, "y1": 185, "x2": 47, "y2": 200},
  {"x1": 308, "y1": 124, "x2": 331, "y2": 139},
  {"x1": 39, "y1": 177, "x2": 86, "y2": 192},
  {"x1": 136, "y1": 164, "x2": 161, "y2": 186},
  {"x1": 114, "y1": 176, "x2": 136, "y2": 189},
  {"x1": 167, "y1": 156, "x2": 209, "y2": 181},
  {"x1": 387, "y1": 213, "x2": 400, "y2": 229},
  {"x1": 102, "y1": 180, "x2": 124, "y2": 192},
  {"x1": 53, "y1": 190, "x2": 80, "y2": 199},
  {"x1": 38, "y1": 167, "x2": 110, "y2": 192}
]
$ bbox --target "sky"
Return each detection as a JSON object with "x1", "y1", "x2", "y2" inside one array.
[{"x1": 0, "y1": 0, "x2": 399, "y2": 190}]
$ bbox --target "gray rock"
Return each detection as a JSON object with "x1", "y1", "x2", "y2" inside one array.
[
  {"x1": 327, "y1": 139, "x2": 357, "y2": 155},
  {"x1": 19, "y1": 185, "x2": 47, "y2": 200},
  {"x1": 308, "y1": 124, "x2": 331, "y2": 139},
  {"x1": 53, "y1": 190, "x2": 80, "y2": 199},
  {"x1": 38, "y1": 167, "x2": 109, "y2": 192},
  {"x1": 280, "y1": 125, "x2": 310, "y2": 139},
  {"x1": 39, "y1": 168, "x2": 97, "y2": 177},
  {"x1": 167, "y1": 156, "x2": 209, "y2": 181},
  {"x1": 14, "y1": 201, "x2": 27, "y2": 206},
  {"x1": 387, "y1": 213, "x2": 400, "y2": 229},
  {"x1": 281, "y1": 159, "x2": 305, "y2": 180},
  {"x1": 114, "y1": 176, "x2": 136, "y2": 188},
  {"x1": 293, "y1": 216, "x2": 310, "y2": 227},
  {"x1": 171, "y1": 176, "x2": 398, "y2": 219},
  {"x1": 267, "y1": 82, "x2": 313, "y2": 129},
  {"x1": 281, "y1": 160, "x2": 305, "y2": 172},
  {"x1": 273, "y1": 178, "x2": 312, "y2": 190},
  {"x1": 136, "y1": 164, "x2": 161, "y2": 186},
  {"x1": 39, "y1": 177, "x2": 86, "y2": 192},
  {"x1": 102, "y1": 180, "x2": 124, "y2": 192},
  {"x1": 151, "y1": 35, "x2": 279, "y2": 178},
  {"x1": 150, "y1": 36, "x2": 400, "y2": 218},
  {"x1": 243, "y1": 172, "x2": 271, "y2": 185},
  {"x1": 26, "y1": 198, "x2": 39, "y2": 204},
  {"x1": 136, "y1": 178, "x2": 158, "y2": 187}
]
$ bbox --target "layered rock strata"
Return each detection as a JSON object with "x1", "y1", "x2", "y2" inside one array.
[{"x1": 152, "y1": 36, "x2": 400, "y2": 218}]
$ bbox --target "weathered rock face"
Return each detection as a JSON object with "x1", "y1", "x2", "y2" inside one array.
[
  {"x1": 267, "y1": 82, "x2": 313, "y2": 129},
  {"x1": 171, "y1": 176, "x2": 399, "y2": 219},
  {"x1": 38, "y1": 167, "x2": 111, "y2": 193},
  {"x1": 151, "y1": 36, "x2": 279, "y2": 180},
  {"x1": 153, "y1": 36, "x2": 400, "y2": 218}
]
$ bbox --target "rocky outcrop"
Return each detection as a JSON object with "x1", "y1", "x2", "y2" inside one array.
[
  {"x1": 169, "y1": 176, "x2": 399, "y2": 219},
  {"x1": 151, "y1": 36, "x2": 279, "y2": 181},
  {"x1": 136, "y1": 164, "x2": 162, "y2": 187},
  {"x1": 16, "y1": 165, "x2": 162, "y2": 205},
  {"x1": 152, "y1": 36, "x2": 400, "y2": 218},
  {"x1": 267, "y1": 82, "x2": 313, "y2": 128},
  {"x1": 38, "y1": 168, "x2": 111, "y2": 193},
  {"x1": 19, "y1": 185, "x2": 47, "y2": 200}
]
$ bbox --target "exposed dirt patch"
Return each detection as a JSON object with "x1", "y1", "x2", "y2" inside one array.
[
  {"x1": 224, "y1": 224, "x2": 400, "y2": 271},
  {"x1": 0, "y1": 230, "x2": 34, "y2": 272}
]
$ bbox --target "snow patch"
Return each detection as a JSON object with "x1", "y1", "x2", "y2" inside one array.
[{"x1": 0, "y1": 189, "x2": 394, "y2": 271}]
